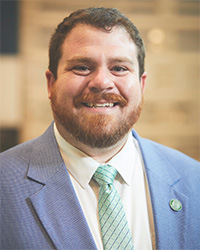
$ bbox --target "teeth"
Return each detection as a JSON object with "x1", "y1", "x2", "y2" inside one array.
[{"x1": 86, "y1": 103, "x2": 114, "y2": 108}]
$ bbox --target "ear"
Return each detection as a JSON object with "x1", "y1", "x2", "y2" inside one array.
[
  {"x1": 45, "y1": 70, "x2": 56, "y2": 99},
  {"x1": 140, "y1": 71, "x2": 147, "y2": 94}
]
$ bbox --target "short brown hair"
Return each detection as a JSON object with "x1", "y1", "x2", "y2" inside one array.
[{"x1": 48, "y1": 7, "x2": 145, "y2": 78}]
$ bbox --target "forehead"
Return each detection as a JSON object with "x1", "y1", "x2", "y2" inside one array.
[{"x1": 61, "y1": 24, "x2": 138, "y2": 57}]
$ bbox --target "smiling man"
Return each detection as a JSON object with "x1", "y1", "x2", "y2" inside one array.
[
  {"x1": 46, "y1": 23, "x2": 146, "y2": 161},
  {"x1": 1, "y1": 7, "x2": 200, "y2": 250}
]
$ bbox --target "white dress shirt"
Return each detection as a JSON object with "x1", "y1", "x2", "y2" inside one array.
[{"x1": 54, "y1": 124, "x2": 156, "y2": 250}]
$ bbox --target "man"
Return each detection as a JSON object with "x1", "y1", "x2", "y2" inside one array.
[{"x1": 1, "y1": 7, "x2": 199, "y2": 250}]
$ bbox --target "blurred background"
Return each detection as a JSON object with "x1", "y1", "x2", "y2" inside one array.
[{"x1": 0, "y1": 0, "x2": 199, "y2": 160}]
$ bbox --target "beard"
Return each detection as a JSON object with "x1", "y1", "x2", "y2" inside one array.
[{"x1": 51, "y1": 90, "x2": 143, "y2": 148}]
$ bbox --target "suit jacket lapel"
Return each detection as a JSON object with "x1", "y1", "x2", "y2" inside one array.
[
  {"x1": 132, "y1": 130, "x2": 188, "y2": 250},
  {"x1": 27, "y1": 123, "x2": 97, "y2": 250}
]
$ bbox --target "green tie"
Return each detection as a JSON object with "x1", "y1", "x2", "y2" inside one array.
[{"x1": 93, "y1": 164, "x2": 134, "y2": 250}]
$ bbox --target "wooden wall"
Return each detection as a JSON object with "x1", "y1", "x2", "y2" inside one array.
[{"x1": 1, "y1": 0, "x2": 199, "y2": 160}]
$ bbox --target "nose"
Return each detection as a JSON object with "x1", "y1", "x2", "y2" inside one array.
[{"x1": 88, "y1": 67, "x2": 114, "y2": 92}]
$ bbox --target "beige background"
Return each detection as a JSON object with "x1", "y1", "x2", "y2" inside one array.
[{"x1": 0, "y1": 0, "x2": 199, "y2": 160}]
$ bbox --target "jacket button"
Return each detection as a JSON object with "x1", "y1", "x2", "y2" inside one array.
[{"x1": 169, "y1": 199, "x2": 182, "y2": 211}]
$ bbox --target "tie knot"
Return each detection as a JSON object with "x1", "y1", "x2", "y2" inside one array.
[{"x1": 93, "y1": 164, "x2": 117, "y2": 187}]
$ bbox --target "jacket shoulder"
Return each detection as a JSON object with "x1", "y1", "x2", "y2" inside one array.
[
  {"x1": 0, "y1": 138, "x2": 37, "y2": 166},
  {"x1": 142, "y1": 137, "x2": 199, "y2": 166},
  {"x1": 0, "y1": 123, "x2": 55, "y2": 169},
  {"x1": 132, "y1": 129, "x2": 200, "y2": 183},
  {"x1": 132, "y1": 129, "x2": 199, "y2": 165}
]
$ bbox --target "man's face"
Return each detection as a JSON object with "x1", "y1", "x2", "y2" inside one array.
[{"x1": 46, "y1": 24, "x2": 146, "y2": 148}]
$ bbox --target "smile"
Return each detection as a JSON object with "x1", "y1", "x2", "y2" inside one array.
[{"x1": 84, "y1": 103, "x2": 116, "y2": 108}]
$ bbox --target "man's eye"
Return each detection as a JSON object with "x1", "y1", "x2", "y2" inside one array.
[
  {"x1": 74, "y1": 66, "x2": 89, "y2": 71},
  {"x1": 112, "y1": 66, "x2": 127, "y2": 71},
  {"x1": 72, "y1": 65, "x2": 90, "y2": 75},
  {"x1": 111, "y1": 66, "x2": 128, "y2": 75}
]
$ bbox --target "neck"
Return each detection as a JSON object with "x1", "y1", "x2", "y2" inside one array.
[{"x1": 56, "y1": 123, "x2": 129, "y2": 163}]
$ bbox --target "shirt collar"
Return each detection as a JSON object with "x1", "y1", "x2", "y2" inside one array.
[
  {"x1": 54, "y1": 124, "x2": 138, "y2": 189},
  {"x1": 108, "y1": 132, "x2": 137, "y2": 186}
]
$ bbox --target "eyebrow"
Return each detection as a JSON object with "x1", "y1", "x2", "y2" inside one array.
[
  {"x1": 108, "y1": 57, "x2": 135, "y2": 65},
  {"x1": 65, "y1": 57, "x2": 96, "y2": 66},
  {"x1": 65, "y1": 56, "x2": 135, "y2": 66}
]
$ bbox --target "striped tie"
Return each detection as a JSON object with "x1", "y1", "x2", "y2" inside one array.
[{"x1": 93, "y1": 164, "x2": 134, "y2": 250}]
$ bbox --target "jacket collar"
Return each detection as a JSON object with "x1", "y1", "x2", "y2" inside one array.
[
  {"x1": 27, "y1": 123, "x2": 97, "y2": 250},
  {"x1": 27, "y1": 123, "x2": 63, "y2": 184},
  {"x1": 132, "y1": 129, "x2": 188, "y2": 250}
]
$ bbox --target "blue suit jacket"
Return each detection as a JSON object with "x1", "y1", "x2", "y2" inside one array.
[{"x1": 1, "y1": 123, "x2": 200, "y2": 250}]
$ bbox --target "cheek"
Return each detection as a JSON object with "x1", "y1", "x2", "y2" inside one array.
[
  {"x1": 56, "y1": 78, "x2": 85, "y2": 101},
  {"x1": 117, "y1": 77, "x2": 142, "y2": 104}
]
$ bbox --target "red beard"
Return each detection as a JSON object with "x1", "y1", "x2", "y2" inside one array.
[{"x1": 51, "y1": 91, "x2": 143, "y2": 148}]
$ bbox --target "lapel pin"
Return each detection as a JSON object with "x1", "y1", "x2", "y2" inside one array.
[{"x1": 169, "y1": 199, "x2": 182, "y2": 212}]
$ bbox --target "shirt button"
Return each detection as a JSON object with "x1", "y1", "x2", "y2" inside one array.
[{"x1": 169, "y1": 199, "x2": 182, "y2": 211}]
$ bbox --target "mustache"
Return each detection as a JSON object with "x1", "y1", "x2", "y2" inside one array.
[{"x1": 74, "y1": 92, "x2": 127, "y2": 108}]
